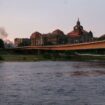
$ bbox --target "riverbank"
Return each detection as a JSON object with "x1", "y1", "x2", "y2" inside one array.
[
  {"x1": 0, "y1": 48, "x2": 105, "y2": 61},
  {"x1": 0, "y1": 54, "x2": 46, "y2": 61},
  {"x1": 0, "y1": 54, "x2": 105, "y2": 62}
]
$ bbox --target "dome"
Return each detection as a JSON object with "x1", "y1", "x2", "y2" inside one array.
[
  {"x1": 52, "y1": 29, "x2": 64, "y2": 35},
  {"x1": 99, "y1": 34, "x2": 105, "y2": 40},
  {"x1": 67, "y1": 30, "x2": 88, "y2": 38},
  {"x1": 99, "y1": 34, "x2": 105, "y2": 38},
  {"x1": 67, "y1": 31, "x2": 81, "y2": 38},
  {"x1": 30, "y1": 32, "x2": 42, "y2": 39}
]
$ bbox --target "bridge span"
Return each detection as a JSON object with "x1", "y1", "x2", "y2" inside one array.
[{"x1": 21, "y1": 40, "x2": 105, "y2": 51}]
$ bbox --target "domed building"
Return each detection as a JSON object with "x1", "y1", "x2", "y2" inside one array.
[
  {"x1": 29, "y1": 19, "x2": 94, "y2": 46},
  {"x1": 67, "y1": 19, "x2": 93, "y2": 44},
  {"x1": 52, "y1": 29, "x2": 64, "y2": 35},
  {"x1": 45, "y1": 29, "x2": 67, "y2": 45},
  {"x1": 98, "y1": 34, "x2": 105, "y2": 41},
  {"x1": 30, "y1": 32, "x2": 43, "y2": 46},
  {"x1": 30, "y1": 29, "x2": 67, "y2": 46}
]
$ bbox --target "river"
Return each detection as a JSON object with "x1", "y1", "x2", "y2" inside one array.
[{"x1": 0, "y1": 61, "x2": 105, "y2": 105}]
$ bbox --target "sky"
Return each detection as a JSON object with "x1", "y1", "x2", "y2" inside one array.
[{"x1": 0, "y1": 0, "x2": 105, "y2": 41}]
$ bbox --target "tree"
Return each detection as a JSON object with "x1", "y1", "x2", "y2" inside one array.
[{"x1": 0, "y1": 39, "x2": 4, "y2": 48}]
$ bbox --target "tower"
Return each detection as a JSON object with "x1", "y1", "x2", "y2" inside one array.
[
  {"x1": 77, "y1": 18, "x2": 80, "y2": 26},
  {"x1": 74, "y1": 18, "x2": 83, "y2": 31}
]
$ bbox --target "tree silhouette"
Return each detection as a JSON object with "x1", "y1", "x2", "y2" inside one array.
[{"x1": 0, "y1": 39, "x2": 4, "y2": 48}]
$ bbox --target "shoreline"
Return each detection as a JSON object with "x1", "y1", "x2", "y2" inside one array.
[{"x1": 0, "y1": 54, "x2": 105, "y2": 62}]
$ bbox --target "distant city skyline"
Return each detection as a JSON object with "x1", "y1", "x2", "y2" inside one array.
[{"x1": 0, "y1": 0, "x2": 105, "y2": 41}]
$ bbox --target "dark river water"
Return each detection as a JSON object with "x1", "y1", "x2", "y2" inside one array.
[{"x1": 0, "y1": 61, "x2": 105, "y2": 105}]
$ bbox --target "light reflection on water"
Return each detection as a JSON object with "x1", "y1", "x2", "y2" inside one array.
[{"x1": 0, "y1": 61, "x2": 105, "y2": 105}]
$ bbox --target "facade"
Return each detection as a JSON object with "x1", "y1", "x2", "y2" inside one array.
[
  {"x1": 43, "y1": 29, "x2": 67, "y2": 45},
  {"x1": 14, "y1": 38, "x2": 22, "y2": 47},
  {"x1": 14, "y1": 38, "x2": 31, "y2": 47},
  {"x1": 50, "y1": 29, "x2": 67, "y2": 45},
  {"x1": 30, "y1": 29, "x2": 67, "y2": 46},
  {"x1": 30, "y1": 32, "x2": 43, "y2": 46},
  {"x1": 67, "y1": 19, "x2": 93, "y2": 44}
]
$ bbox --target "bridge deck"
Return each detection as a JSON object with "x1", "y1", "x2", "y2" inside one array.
[{"x1": 17, "y1": 40, "x2": 105, "y2": 51}]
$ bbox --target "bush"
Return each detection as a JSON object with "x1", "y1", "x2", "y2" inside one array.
[{"x1": 0, "y1": 56, "x2": 4, "y2": 60}]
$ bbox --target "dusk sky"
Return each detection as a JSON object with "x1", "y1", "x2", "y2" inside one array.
[{"x1": 0, "y1": 0, "x2": 105, "y2": 41}]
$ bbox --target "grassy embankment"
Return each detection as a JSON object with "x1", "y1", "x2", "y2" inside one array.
[
  {"x1": 0, "y1": 49, "x2": 46, "y2": 61},
  {"x1": 0, "y1": 49, "x2": 105, "y2": 61}
]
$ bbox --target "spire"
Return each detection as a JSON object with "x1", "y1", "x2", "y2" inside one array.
[
  {"x1": 74, "y1": 18, "x2": 83, "y2": 31},
  {"x1": 77, "y1": 18, "x2": 80, "y2": 26}
]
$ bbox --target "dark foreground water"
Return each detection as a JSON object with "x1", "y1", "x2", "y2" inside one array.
[{"x1": 0, "y1": 61, "x2": 105, "y2": 105}]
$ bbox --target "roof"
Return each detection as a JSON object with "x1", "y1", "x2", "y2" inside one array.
[
  {"x1": 52, "y1": 29, "x2": 64, "y2": 35},
  {"x1": 67, "y1": 30, "x2": 88, "y2": 38},
  {"x1": 99, "y1": 34, "x2": 105, "y2": 38},
  {"x1": 30, "y1": 32, "x2": 42, "y2": 39}
]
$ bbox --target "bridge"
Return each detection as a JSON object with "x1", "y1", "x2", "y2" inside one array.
[{"x1": 20, "y1": 40, "x2": 105, "y2": 51}]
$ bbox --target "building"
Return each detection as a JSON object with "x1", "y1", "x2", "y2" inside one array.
[
  {"x1": 30, "y1": 29, "x2": 67, "y2": 46},
  {"x1": 67, "y1": 19, "x2": 93, "y2": 44},
  {"x1": 50, "y1": 29, "x2": 67, "y2": 45},
  {"x1": 43, "y1": 29, "x2": 67, "y2": 45},
  {"x1": 14, "y1": 38, "x2": 23, "y2": 47},
  {"x1": 30, "y1": 20, "x2": 94, "y2": 46},
  {"x1": 30, "y1": 32, "x2": 43, "y2": 46},
  {"x1": 98, "y1": 34, "x2": 105, "y2": 41},
  {"x1": 14, "y1": 38, "x2": 31, "y2": 47},
  {"x1": 15, "y1": 19, "x2": 95, "y2": 47}
]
